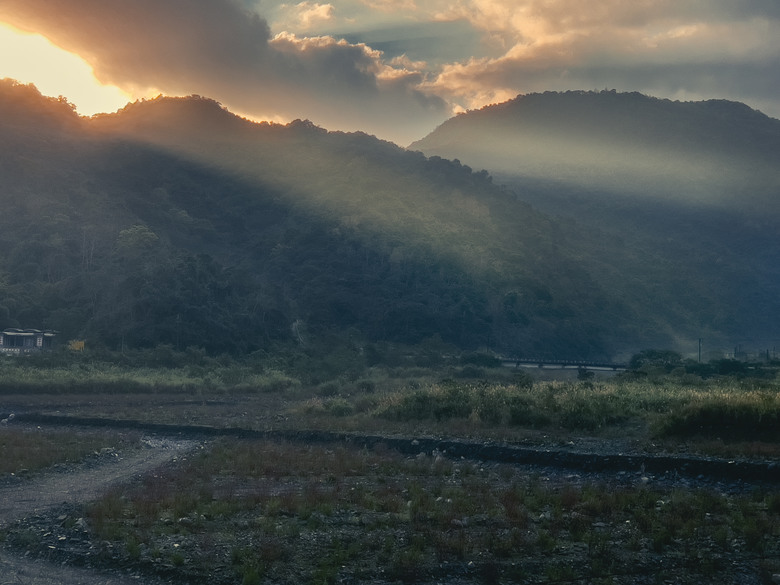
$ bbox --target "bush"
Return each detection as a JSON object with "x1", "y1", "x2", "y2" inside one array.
[
  {"x1": 629, "y1": 349, "x2": 682, "y2": 371},
  {"x1": 456, "y1": 365, "x2": 485, "y2": 379},
  {"x1": 512, "y1": 370, "x2": 534, "y2": 389},
  {"x1": 378, "y1": 382, "x2": 474, "y2": 422},
  {"x1": 507, "y1": 396, "x2": 551, "y2": 428},
  {"x1": 657, "y1": 397, "x2": 780, "y2": 441},
  {"x1": 325, "y1": 398, "x2": 354, "y2": 417}
]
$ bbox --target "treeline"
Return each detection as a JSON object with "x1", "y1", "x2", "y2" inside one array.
[{"x1": 624, "y1": 349, "x2": 780, "y2": 381}]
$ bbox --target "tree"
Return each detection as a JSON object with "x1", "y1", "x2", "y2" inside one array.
[
  {"x1": 629, "y1": 349, "x2": 682, "y2": 371},
  {"x1": 115, "y1": 225, "x2": 160, "y2": 263}
]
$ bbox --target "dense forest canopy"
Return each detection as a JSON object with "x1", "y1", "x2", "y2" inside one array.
[
  {"x1": 411, "y1": 90, "x2": 780, "y2": 358},
  {"x1": 0, "y1": 81, "x2": 777, "y2": 360}
]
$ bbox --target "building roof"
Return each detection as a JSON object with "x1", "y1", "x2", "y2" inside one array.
[{"x1": 1, "y1": 328, "x2": 57, "y2": 336}]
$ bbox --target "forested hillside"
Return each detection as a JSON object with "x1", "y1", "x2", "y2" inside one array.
[
  {"x1": 411, "y1": 90, "x2": 780, "y2": 356},
  {"x1": 1, "y1": 81, "x2": 773, "y2": 360}
]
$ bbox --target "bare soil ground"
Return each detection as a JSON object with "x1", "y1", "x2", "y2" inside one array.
[
  {"x1": 1, "y1": 416, "x2": 779, "y2": 584},
  {"x1": 0, "y1": 430, "x2": 200, "y2": 585}
]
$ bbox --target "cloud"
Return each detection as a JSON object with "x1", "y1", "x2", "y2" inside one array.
[
  {"x1": 278, "y1": 2, "x2": 336, "y2": 31},
  {"x1": 0, "y1": 0, "x2": 274, "y2": 94},
  {"x1": 0, "y1": 0, "x2": 449, "y2": 144},
  {"x1": 423, "y1": 0, "x2": 780, "y2": 117},
  {"x1": 439, "y1": 0, "x2": 780, "y2": 37},
  {"x1": 269, "y1": 31, "x2": 446, "y2": 133},
  {"x1": 1, "y1": 0, "x2": 778, "y2": 144},
  {"x1": 359, "y1": 0, "x2": 419, "y2": 14}
]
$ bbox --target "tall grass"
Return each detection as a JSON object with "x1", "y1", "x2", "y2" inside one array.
[
  {"x1": 374, "y1": 377, "x2": 780, "y2": 441},
  {"x1": 3, "y1": 351, "x2": 779, "y2": 446},
  {"x1": 654, "y1": 390, "x2": 780, "y2": 441},
  {"x1": 0, "y1": 358, "x2": 297, "y2": 395}
]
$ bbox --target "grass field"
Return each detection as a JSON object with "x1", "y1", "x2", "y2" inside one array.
[{"x1": 1, "y1": 353, "x2": 779, "y2": 583}]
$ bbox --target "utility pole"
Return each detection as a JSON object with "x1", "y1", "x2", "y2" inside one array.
[{"x1": 698, "y1": 338, "x2": 702, "y2": 363}]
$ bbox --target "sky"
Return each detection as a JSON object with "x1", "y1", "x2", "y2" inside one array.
[{"x1": 0, "y1": 0, "x2": 778, "y2": 146}]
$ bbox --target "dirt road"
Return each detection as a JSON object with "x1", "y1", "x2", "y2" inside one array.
[{"x1": 0, "y1": 435, "x2": 201, "y2": 585}]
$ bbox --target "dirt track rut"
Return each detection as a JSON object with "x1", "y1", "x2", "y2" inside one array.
[{"x1": 0, "y1": 435, "x2": 199, "y2": 585}]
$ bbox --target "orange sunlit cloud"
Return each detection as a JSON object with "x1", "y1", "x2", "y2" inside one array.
[
  {"x1": 0, "y1": 0, "x2": 777, "y2": 144},
  {"x1": 0, "y1": 23, "x2": 133, "y2": 115}
]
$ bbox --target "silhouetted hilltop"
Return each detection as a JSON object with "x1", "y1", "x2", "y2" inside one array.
[
  {"x1": 0, "y1": 79, "x2": 82, "y2": 133},
  {"x1": 412, "y1": 90, "x2": 780, "y2": 156},
  {"x1": 411, "y1": 90, "x2": 780, "y2": 210}
]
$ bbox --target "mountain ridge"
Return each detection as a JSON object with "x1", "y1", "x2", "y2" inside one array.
[
  {"x1": 0, "y1": 81, "x2": 624, "y2": 359},
  {"x1": 0, "y1": 80, "x2": 777, "y2": 360},
  {"x1": 411, "y1": 90, "x2": 780, "y2": 356},
  {"x1": 410, "y1": 90, "x2": 780, "y2": 212}
]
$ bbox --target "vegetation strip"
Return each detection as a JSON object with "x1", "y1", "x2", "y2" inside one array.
[
  {"x1": 14, "y1": 413, "x2": 780, "y2": 483},
  {"x1": 3, "y1": 435, "x2": 778, "y2": 585}
]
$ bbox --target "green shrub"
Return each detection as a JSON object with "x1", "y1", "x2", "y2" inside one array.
[
  {"x1": 455, "y1": 365, "x2": 485, "y2": 379},
  {"x1": 325, "y1": 398, "x2": 354, "y2": 417},
  {"x1": 318, "y1": 382, "x2": 340, "y2": 397},
  {"x1": 512, "y1": 370, "x2": 534, "y2": 389},
  {"x1": 355, "y1": 379, "x2": 376, "y2": 392},
  {"x1": 656, "y1": 396, "x2": 780, "y2": 441},
  {"x1": 507, "y1": 396, "x2": 551, "y2": 427}
]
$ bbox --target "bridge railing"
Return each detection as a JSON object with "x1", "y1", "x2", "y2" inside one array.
[{"x1": 500, "y1": 357, "x2": 628, "y2": 370}]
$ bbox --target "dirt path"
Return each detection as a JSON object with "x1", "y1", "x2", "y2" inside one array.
[
  {"x1": 14, "y1": 412, "x2": 780, "y2": 484},
  {"x1": 0, "y1": 553, "x2": 156, "y2": 585},
  {"x1": 0, "y1": 435, "x2": 201, "y2": 585}
]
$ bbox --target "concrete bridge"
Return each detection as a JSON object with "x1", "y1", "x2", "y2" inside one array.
[{"x1": 500, "y1": 358, "x2": 628, "y2": 371}]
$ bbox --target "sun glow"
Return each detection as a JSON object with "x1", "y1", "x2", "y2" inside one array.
[{"x1": 0, "y1": 23, "x2": 132, "y2": 115}]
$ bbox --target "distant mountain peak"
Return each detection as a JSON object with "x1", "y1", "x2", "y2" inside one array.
[
  {"x1": 413, "y1": 90, "x2": 777, "y2": 151},
  {"x1": 410, "y1": 89, "x2": 780, "y2": 186}
]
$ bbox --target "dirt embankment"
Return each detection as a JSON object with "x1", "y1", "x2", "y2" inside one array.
[{"x1": 12, "y1": 412, "x2": 780, "y2": 485}]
